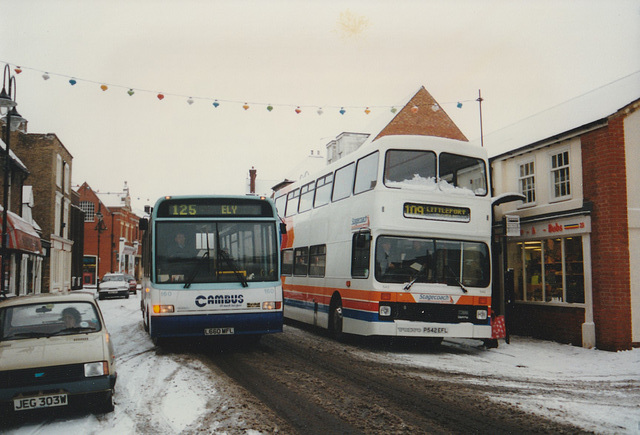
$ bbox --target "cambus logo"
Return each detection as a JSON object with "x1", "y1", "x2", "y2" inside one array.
[{"x1": 195, "y1": 294, "x2": 244, "y2": 307}]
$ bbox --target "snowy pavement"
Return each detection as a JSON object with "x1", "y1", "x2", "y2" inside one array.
[{"x1": 4, "y1": 292, "x2": 640, "y2": 434}]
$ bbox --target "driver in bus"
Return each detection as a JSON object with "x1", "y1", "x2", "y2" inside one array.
[
  {"x1": 376, "y1": 240, "x2": 397, "y2": 275},
  {"x1": 174, "y1": 232, "x2": 189, "y2": 257}
]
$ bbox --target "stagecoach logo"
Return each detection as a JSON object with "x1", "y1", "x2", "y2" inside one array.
[
  {"x1": 351, "y1": 216, "x2": 370, "y2": 230},
  {"x1": 195, "y1": 294, "x2": 244, "y2": 307},
  {"x1": 418, "y1": 294, "x2": 455, "y2": 303}
]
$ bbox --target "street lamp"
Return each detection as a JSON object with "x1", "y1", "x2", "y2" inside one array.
[
  {"x1": 95, "y1": 207, "x2": 107, "y2": 291},
  {"x1": 0, "y1": 64, "x2": 27, "y2": 296}
]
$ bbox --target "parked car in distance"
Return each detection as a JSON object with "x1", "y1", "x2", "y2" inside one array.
[
  {"x1": 98, "y1": 273, "x2": 130, "y2": 300},
  {"x1": 0, "y1": 292, "x2": 117, "y2": 415},
  {"x1": 124, "y1": 274, "x2": 137, "y2": 295}
]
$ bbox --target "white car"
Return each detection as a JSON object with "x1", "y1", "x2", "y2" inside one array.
[
  {"x1": 98, "y1": 273, "x2": 130, "y2": 300},
  {"x1": 0, "y1": 292, "x2": 117, "y2": 414}
]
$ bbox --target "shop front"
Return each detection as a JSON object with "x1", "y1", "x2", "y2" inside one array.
[
  {"x1": 503, "y1": 213, "x2": 595, "y2": 348},
  {"x1": 1, "y1": 209, "x2": 44, "y2": 296}
]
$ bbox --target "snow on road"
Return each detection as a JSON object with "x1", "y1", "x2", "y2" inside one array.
[{"x1": 5, "y1": 292, "x2": 640, "y2": 434}]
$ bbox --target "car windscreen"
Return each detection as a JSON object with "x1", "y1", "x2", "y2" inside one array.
[{"x1": 0, "y1": 301, "x2": 102, "y2": 341}]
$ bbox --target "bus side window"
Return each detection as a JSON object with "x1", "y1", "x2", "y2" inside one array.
[
  {"x1": 285, "y1": 189, "x2": 300, "y2": 217},
  {"x1": 275, "y1": 195, "x2": 286, "y2": 217},
  {"x1": 314, "y1": 173, "x2": 333, "y2": 208},
  {"x1": 298, "y1": 182, "x2": 315, "y2": 213},
  {"x1": 332, "y1": 163, "x2": 355, "y2": 202},
  {"x1": 281, "y1": 249, "x2": 293, "y2": 275},
  {"x1": 351, "y1": 232, "x2": 371, "y2": 278},
  {"x1": 294, "y1": 247, "x2": 309, "y2": 276},
  {"x1": 309, "y1": 245, "x2": 326, "y2": 277},
  {"x1": 354, "y1": 152, "x2": 379, "y2": 195}
]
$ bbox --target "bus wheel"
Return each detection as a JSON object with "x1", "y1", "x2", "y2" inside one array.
[
  {"x1": 143, "y1": 308, "x2": 149, "y2": 332},
  {"x1": 329, "y1": 297, "x2": 344, "y2": 341}
]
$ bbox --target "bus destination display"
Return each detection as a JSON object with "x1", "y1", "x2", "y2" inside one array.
[
  {"x1": 157, "y1": 199, "x2": 271, "y2": 218},
  {"x1": 403, "y1": 202, "x2": 470, "y2": 222}
]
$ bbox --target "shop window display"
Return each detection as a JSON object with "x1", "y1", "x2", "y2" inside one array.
[{"x1": 507, "y1": 236, "x2": 584, "y2": 304}]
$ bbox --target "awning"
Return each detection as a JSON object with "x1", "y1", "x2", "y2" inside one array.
[{"x1": 0, "y1": 208, "x2": 43, "y2": 255}]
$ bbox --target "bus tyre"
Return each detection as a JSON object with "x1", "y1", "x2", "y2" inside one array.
[
  {"x1": 329, "y1": 298, "x2": 344, "y2": 341},
  {"x1": 143, "y1": 308, "x2": 149, "y2": 332}
]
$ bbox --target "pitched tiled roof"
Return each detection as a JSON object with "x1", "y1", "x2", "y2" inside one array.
[{"x1": 374, "y1": 86, "x2": 468, "y2": 142}]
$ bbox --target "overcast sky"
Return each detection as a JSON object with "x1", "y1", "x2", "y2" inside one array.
[{"x1": 2, "y1": 0, "x2": 639, "y2": 212}]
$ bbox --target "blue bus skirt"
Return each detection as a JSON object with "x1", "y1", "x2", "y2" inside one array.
[{"x1": 150, "y1": 311, "x2": 283, "y2": 338}]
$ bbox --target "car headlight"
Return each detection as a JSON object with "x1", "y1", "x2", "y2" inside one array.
[{"x1": 85, "y1": 361, "x2": 108, "y2": 377}]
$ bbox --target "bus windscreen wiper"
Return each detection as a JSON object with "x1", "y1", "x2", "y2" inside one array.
[
  {"x1": 446, "y1": 265, "x2": 468, "y2": 293},
  {"x1": 403, "y1": 262, "x2": 425, "y2": 291},
  {"x1": 184, "y1": 250, "x2": 210, "y2": 289},
  {"x1": 218, "y1": 249, "x2": 249, "y2": 288}
]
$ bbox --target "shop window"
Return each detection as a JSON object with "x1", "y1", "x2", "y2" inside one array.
[
  {"x1": 565, "y1": 237, "x2": 584, "y2": 303},
  {"x1": 544, "y1": 238, "x2": 563, "y2": 302},
  {"x1": 524, "y1": 241, "x2": 543, "y2": 301},
  {"x1": 509, "y1": 236, "x2": 584, "y2": 304},
  {"x1": 507, "y1": 242, "x2": 524, "y2": 300}
]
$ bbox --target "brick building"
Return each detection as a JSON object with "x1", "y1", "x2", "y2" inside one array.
[
  {"x1": 77, "y1": 182, "x2": 142, "y2": 284},
  {"x1": 9, "y1": 132, "x2": 76, "y2": 293},
  {"x1": 490, "y1": 73, "x2": 640, "y2": 351}
]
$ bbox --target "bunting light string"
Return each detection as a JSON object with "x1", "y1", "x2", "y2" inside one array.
[{"x1": 1, "y1": 61, "x2": 476, "y2": 116}]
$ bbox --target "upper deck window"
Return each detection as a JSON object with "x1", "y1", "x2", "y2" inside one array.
[
  {"x1": 332, "y1": 163, "x2": 355, "y2": 202},
  {"x1": 384, "y1": 150, "x2": 487, "y2": 196},
  {"x1": 439, "y1": 153, "x2": 487, "y2": 196},
  {"x1": 353, "y1": 152, "x2": 379, "y2": 195},
  {"x1": 384, "y1": 150, "x2": 436, "y2": 189}
]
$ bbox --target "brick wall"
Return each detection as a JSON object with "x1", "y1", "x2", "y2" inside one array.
[{"x1": 581, "y1": 118, "x2": 633, "y2": 351}]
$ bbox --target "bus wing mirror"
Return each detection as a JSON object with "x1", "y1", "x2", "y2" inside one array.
[
  {"x1": 139, "y1": 217, "x2": 149, "y2": 231},
  {"x1": 280, "y1": 223, "x2": 287, "y2": 234}
]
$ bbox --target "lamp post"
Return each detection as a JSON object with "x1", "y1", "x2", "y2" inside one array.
[
  {"x1": 0, "y1": 64, "x2": 26, "y2": 296},
  {"x1": 95, "y1": 206, "x2": 106, "y2": 291}
]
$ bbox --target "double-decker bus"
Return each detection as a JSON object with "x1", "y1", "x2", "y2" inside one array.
[
  {"x1": 275, "y1": 135, "x2": 493, "y2": 343},
  {"x1": 139, "y1": 195, "x2": 284, "y2": 344}
]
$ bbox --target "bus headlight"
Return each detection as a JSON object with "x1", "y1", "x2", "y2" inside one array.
[
  {"x1": 476, "y1": 309, "x2": 488, "y2": 320},
  {"x1": 153, "y1": 305, "x2": 174, "y2": 314},
  {"x1": 379, "y1": 305, "x2": 392, "y2": 317},
  {"x1": 262, "y1": 301, "x2": 282, "y2": 310}
]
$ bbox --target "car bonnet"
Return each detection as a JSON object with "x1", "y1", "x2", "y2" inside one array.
[{"x1": 0, "y1": 332, "x2": 108, "y2": 372}]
